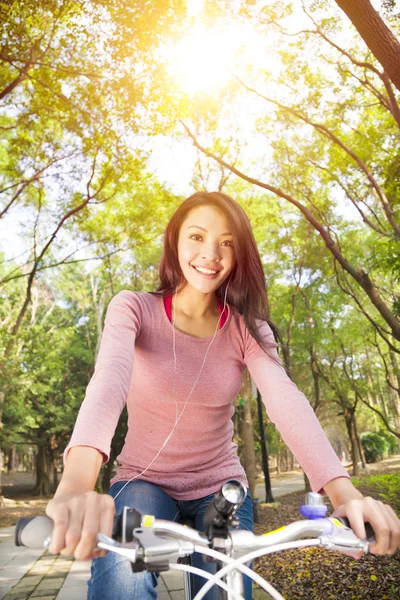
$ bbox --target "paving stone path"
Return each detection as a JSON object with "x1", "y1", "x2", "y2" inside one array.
[
  {"x1": 3, "y1": 552, "x2": 74, "y2": 599},
  {"x1": 0, "y1": 531, "x2": 266, "y2": 599},
  {"x1": 0, "y1": 526, "x2": 186, "y2": 600}
]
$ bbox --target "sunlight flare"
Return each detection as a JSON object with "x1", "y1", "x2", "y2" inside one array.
[{"x1": 163, "y1": 22, "x2": 277, "y2": 95}]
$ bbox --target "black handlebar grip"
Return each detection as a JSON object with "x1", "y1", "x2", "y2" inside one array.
[
  {"x1": 338, "y1": 517, "x2": 375, "y2": 540},
  {"x1": 112, "y1": 508, "x2": 142, "y2": 542}
]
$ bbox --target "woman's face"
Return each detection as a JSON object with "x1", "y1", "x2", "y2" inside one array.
[{"x1": 177, "y1": 204, "x2": 236, "y2": 294}]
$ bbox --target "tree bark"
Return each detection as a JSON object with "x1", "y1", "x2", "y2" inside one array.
[
  {"x1": 344, "y1": 413, "x2": 360, "y2": 476},
  {"x1": 390, "y1": 350, "x2": 400, "y2": 392},
  {"x1": 0, "y1": 391, "x2": 3, "y2": 498},
  {"x1": 290, "y1": 451, "x2": 294, "y2": 471},
  {"x1": 91, "y1": 276, "x2": 107, "y2": 361},
  {"x1": 256, "y1": 389, "x2": 274, "y2": 502},
  {"x1": 33, "y1": 443, "x2": 52, "y2": 496},
  {"x1": 303, "y1": 471, "x2": 311, "y2": 493},
  {"x1": 353, "y1": 417, "x2": 367, "y2": 470},
  {"x1": 389, "y1": 351, "x2": 400, "y2": 445},
  {"x1": 6, "y1": 445, "x2": 16, "y2": 472},
  {"x1": 240, "y1": 370, "x2": 257, "y2": 498},
  {"x1": 335, "y1": 0, "x2": 400, "y2": 92}
]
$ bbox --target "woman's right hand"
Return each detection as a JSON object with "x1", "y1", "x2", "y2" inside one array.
[{"x1": 45, "y1": 491, "x2": 115, "y2": 561}]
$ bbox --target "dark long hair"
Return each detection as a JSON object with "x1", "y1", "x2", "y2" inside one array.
[{"x1": 151, "y1": 191, "x2": 280, "y2": 353}]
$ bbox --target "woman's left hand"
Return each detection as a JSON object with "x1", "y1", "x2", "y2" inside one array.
[{"x1": 333, "y1": 496, "x2": 400, "y2": 556}]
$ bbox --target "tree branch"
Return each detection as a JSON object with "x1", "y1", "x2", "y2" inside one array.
[
  {"x1": 232, "y1": 73, "x2": 400, "y2": 239},
  {"x1": 332, "y1": 259, "x2": 400, "y2": 353},
  {"x1": 0, "y1": 151, "x2": 77, "y2": 219},
  {"x1": 181, "y1": 120, "x2": 400, "y2": 341}
]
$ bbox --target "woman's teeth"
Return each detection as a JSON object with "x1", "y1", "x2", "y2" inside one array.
[{"x1": 192, "y1": 265, "x2": 219, "y2": 277}]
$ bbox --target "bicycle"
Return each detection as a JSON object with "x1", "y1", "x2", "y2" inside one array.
[{"x1": 15, "y1": 479, "x2": 375, "y2": 600}]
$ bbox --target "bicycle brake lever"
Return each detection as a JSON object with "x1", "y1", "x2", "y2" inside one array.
[
  {"x1": 320, "y1": 535, "x2": 369, "y2": 555},
  {"x1": 336, "y1": 517, "x2": 375, "y2": 541},
  {"x1": 97, "y1": 533, "x2": 140, "y2": 562},
  {"x1": 320, "y1": 520, "x2": 371, "y2": 555}
]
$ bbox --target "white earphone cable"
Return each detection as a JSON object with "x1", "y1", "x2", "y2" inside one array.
[{"x1": 112, "y1": 279, "x2": 231, "y2": 501}]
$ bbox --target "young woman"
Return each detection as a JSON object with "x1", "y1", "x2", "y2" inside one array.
[{"x1": 47, "y1": 192, "x2": 400, "y2": 600}]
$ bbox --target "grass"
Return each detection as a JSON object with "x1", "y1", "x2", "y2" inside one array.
[{"x1": 352, "y1": 473, "x2": 400, "y2": 512}]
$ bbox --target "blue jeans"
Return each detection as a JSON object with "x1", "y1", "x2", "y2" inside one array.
[{"x1": 87, "y1": 480, "x2": 254, "y2": 600}]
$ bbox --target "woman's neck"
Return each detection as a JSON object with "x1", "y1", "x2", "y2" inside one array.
[{"x1": 173, "y1": 284, "x2": 219, "y2": 319}]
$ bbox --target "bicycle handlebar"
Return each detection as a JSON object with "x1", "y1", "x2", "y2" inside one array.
[
  {"x1": 15, "y1": 487, "x2": 377, "y2": 600},
  {"x1": 15, "y1": 508, "x2": 375, "y2": 557}
]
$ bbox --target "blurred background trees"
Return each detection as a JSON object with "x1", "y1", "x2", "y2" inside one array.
[{"x1": 1, "y1": 0, "x2": 399, "y2": 496}]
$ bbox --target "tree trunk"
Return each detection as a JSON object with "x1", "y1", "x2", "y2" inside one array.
[
  {"x1": 240, "y1": 370, "x2": 257, "y2": 498},
  {"x1": 91, "y1": 277, "x2": 107, "y2": 362},
  {"x1": 303, "y1": 471, "x2": 311, "y2": 493},
  {"x1": 102, "y1": 461, "x2": 113, "y2": 494},
  {"x1": 101, "y1": 409, "x2": 128, "y2": 492},
  {"x1": 281, "y1": 344, "x2": 291, "y2": 378},
  {"x1": 345, "y1": 415, "x2": 360, "y2": 476},
  {"x1": 310, "y1": 347, "x2": 322, "y2": 413},
  {"x1": 256, "y1": 389, "x2": 274, "y2": 502},
  {"x1": 33, "y1": 443, "x2": 52, "y2": 496},
  {"x1": 0, "y1": 391, "x2": 4, "y2": 500},
  {"x1": 388, "y1": 351, "x2": 400, "y2": 448},
  {"x1": 353, "y1": 418, "x2": 367, "y2": 470},
  {"x1": 53, "y1": 462, "x2": 58, "y2": 491},
  {"x1": 390, "y1": 350, "x2": 400, "y2": 392},
  {"x1": 334, "y1": 0, "x2": 400, "y2": 92},
  {"x1": 6, "y1": 446, "x2": 16, "y2": 472}
]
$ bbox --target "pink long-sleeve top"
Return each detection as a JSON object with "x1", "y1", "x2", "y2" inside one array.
[{"x1": 64, "y1": 290, "x2": 349, "y2": 500}]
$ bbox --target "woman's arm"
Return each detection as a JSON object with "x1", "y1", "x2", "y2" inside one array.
[
  {"x1": 324, "y1": 476, "x2": 363, "y2": 508},
  {"x1": 54, "y1": 446, "x2": 103, "y2": 497},
  {"x1": 63, "y1": 290, "x2": 141, "y2": 463},
  {"x1": 243, "y1": 321, "x2": 400, "y2": 556}
]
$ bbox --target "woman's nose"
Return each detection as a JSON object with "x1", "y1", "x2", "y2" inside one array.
[{"x1": 201, "y1": 243, "x2": 221, "y2": 260}]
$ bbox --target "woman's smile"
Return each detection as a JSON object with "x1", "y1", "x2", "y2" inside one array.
[{"x1": 191, "y1": 264, "x2": 221, "y2": 278}]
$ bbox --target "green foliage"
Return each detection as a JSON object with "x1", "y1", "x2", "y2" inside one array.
[
  {"x1": 378, "y1": 430, "x2": 399, "y2": 456},
  {"x1": 361, "y1": 432, "x2": 390, "y2": 463},
  {"x1": 353, "y1": 473, "x2": 400, "y2": 512},
  {"x1": 2, "y1": 0, "x2": 400, "y2": 494}
]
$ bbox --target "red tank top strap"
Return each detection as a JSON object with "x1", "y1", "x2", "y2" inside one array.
[{"x1": 164, "y1": 294, "x2": 228, "y2": 329}]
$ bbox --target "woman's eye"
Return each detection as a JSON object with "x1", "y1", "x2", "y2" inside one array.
[{"x1": 189, "y1": 235, "x2": 233, "y2": 247}]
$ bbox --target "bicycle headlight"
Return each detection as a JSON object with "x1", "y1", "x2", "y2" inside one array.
[
  {"x1": 216, "y1": 480, "x2": 246, "y2": 512},
  {"x1": 204, "y1": 480, "x2": 247, "y2": 532}
]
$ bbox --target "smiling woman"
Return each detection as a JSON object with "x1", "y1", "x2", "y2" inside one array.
[{"x1": 48, "y1": 190, "x2": 400, "y2": 600}]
